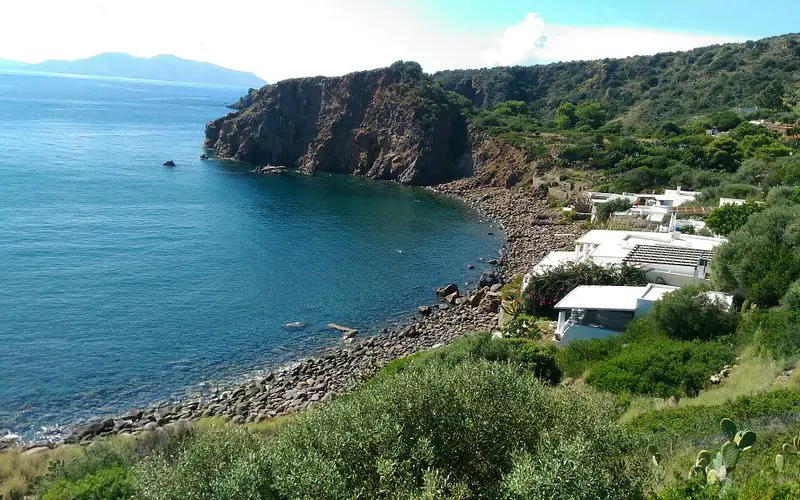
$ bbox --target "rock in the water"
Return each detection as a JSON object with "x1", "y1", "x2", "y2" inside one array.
[
  {"x1": 467, "y1": 264, "x2": 475, "y2": 269},
  {"x1": 253, "y1": 165, "x2": 288, "y2": 175},
  {"x1": 163, "y1": 160, "x2": 176, "y2": 167},
  {"x1": 479, "y1": 271, "x2": 501, "y2": 288},
  {"x1": 445, "y1": 291, "x2": 460, "y2": 305},
  {"x1": 417, "y1": 305, "x2": 432, "y2": 316},
  {"x1": 436, "y1": 283, "x2": 459, "y2": 297},
  {"x1": 200, "y1": 154, "x2": 208, "y2": 160},
  {"x1": 328, "y1": 323, "x2": 358, "y2": 338},
  {"x1": 284, "y1": 321, "x2": 308, "y2": 329}
]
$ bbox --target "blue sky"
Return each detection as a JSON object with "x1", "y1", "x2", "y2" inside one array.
[
  {"x1": 417, "y1": 0, "x2": 797, "y2": 37},
  {"x1": 0, "y1": 1, "x2": 795, "y2": 81}
]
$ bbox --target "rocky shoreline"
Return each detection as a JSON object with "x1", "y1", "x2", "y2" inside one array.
[{"x1": 4, "y1": 182, "x2": 580, "y2": 451}]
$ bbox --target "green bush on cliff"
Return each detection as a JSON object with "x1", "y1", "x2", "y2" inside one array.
[
  {"x1": 136, "y1": 362, "x2": 649, "y2": 499},
  {"x1": 376, "y1": 332, "x2": 562, "y2": 385},
  {"x1": 43, "y1": 466, "x2": 135, "y2": 500},
  {"x1": 586, "y1": 339, "x2": 735, "y2": 398}
]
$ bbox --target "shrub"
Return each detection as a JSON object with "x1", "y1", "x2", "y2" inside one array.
[
  {"x1": 649, "y1": 285, "x2": 739, "y2": 341},
  {"x1": 782, "y1": 281, "x2": 800, "y2": 311},
  {"x1": 713, "y1": 205, "x2": 800, "y2": 307},
  {"x1": 738, "y1": 308, "x2": 800, "y2": 359},
  {"x1": 555, "y1": 336, "x2": 624, "y2": 378},
  {"x1": 380, "y1": 332, "x2": 562, "y2": 385},
  {"x1": 137, "y1": 362, "x2": 649, "y2": 498},
  {"x1": 523, "y1": 261, "x2": 648, "y2": 312},
  {"x1": 136, "y1": 425, "x2": 273, "y2": 500},
  {"x1": 596, "y1": 197, "x2": 634, "y2": 221},
  {"x1": 586, "y1": 339, "x2": 736, "y2": 397},
  {"x1": 628, "y1": 389, "x2": 800, "y2": 439},
  {"x1": 43, "y1": 466, "x2": 135, "y2": 500},
  {"x1": 705, "y1": 202, "x2": 764, "y2": 236}
]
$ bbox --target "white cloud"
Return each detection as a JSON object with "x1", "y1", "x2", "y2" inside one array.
[
  {"x1": 0, "y1": 3, "x2": 748, "y2": 82},
  {"x1": 482, "y1": 13, "x2": 548, "y2": 67},
  {"x1": 482, "y1": 13, "x2": 747, "y2": 67}
]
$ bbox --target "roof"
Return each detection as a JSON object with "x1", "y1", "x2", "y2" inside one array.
[
  {"x1": 532, "y1": 251, "x2": 578, "y2": 274},
  {"x1": 576, "y1": 230, "x2": 726, "y2": 251},
  {"x1": 554, "y1": 285, "x2": 650, "y2": 311},
  {"x1": 623, "y1": 244, "x2": 712, "y2": 267}
]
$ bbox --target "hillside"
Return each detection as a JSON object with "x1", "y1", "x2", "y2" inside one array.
[
  {"x1": 435, "y1": 34, "x2": 800, "y2": 125},
  {"x1": 205, "y1": 61, "x2": 472, "y2": 185},
  {"x1": 22, "y1": 53, "x2": 266, "y2": 87}
]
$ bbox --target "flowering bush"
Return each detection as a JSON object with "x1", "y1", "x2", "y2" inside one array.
[{"x1": 523, "y1": 261, "x2": 648, "y2": 313}]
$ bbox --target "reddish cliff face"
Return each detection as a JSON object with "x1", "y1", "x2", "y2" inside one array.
[{"x1": 204, "y1": 63, "x2": 473, "y2": 186}]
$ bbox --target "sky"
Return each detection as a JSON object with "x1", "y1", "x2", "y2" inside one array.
[{"x1": 0, "y1": 0, "x2": 797, "y2": 82}]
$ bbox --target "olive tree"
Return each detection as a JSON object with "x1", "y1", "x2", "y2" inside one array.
[{"x1": 712, "y1": 206, "x2": 800, "y2": 307}]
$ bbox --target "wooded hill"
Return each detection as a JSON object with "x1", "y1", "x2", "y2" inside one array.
[{"x1": 435, "y1": 34, "x2": 800, "y2": 126}]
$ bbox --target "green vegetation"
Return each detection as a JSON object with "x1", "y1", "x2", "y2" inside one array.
[
  {"x1": 523, "y1": 261, "x2": 648, "y2": 312},
  {"x1": 596, "y1": 197, "x2": 633, "y2": 221},
  {"x1": 133, "y1": 361, "x2": 647, "y2": 499},
  {"x1": 374, "y1": 332, "x2": 562, "y2": 385},
  {"x1": 435, "y1": 35, "x2": 800, "y2": 126},
  {"x1": 713, "y1": 205, "x2": 800, "y2": 307},
  {"x1": 648, "y1": 285, "x2": 739, "y2": 341},
  {"x1": 587, "y1": 339, "x2": 735, "y2": 398},
  {"x1": 705, "y1": 202, "x2": 764, "y2": 236}
]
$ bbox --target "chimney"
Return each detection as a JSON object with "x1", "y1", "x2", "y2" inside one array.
[{"x1": 676, "y1": 185, "x2": 682, "y2": 195}]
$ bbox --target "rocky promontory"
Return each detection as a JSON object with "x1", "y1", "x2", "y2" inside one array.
[{"x1": 204, "y1": 61, "x2": 473, "y2": 186}]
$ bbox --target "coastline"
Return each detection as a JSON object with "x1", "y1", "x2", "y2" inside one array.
[{"x1": 4, "y1": 181, "x2": 580, "y2": 450}]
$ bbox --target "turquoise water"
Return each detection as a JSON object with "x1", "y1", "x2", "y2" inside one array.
[{"x1": 0, "y1": 72, "x2": 502, "y2": 441}]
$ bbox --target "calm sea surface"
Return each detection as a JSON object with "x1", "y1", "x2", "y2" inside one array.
[{"x1": 0, "y1": 72, "x2": 503, "y2": 441}]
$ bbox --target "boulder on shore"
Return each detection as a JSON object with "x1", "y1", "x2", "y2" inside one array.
[
  {"x1": 436, "y1": 283, "x2": 459, "y2": 297},
  {"x1": 417, "y1": 305, "x2": 432, "y2": 316}
]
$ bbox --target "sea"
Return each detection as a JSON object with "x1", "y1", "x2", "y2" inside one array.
[{"x1": 0, "y1": 71, "x2": 503, "y2": 441}]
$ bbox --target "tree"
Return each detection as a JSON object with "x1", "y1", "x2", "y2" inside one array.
[
  {"x1": 649, "y1": 285, "x2": 739, "y2": 341},
  {"x1": 705, "y1": 202, "x2": 764, "y2": 236},
  {"x1": 704, "y1": 136, "x2": 743, "y2": 172},
  {"x1": 495, "y1": 100, "x2": 529, "y2": 116},
  {"x1": 757, "y1": 80, "x2": 787, "y2": 110},
  {"x1": 596, "y1": 198, "x2": 633, "y2": 221},
  {"x1": 555, "y1": 102, "x2": 577, "y2": 129},
  {"x1": 707, "y1": 110, "x2": 744, "y2": 131},
  {"x1": 712, "y1": 206, "x2": 800, "y2": 307},
  {"x1": 575, "y1": 101, "x2": 609, "y2": 129}
]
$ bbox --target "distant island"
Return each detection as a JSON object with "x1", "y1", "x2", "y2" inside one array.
[{"x1": 1, "y1": 53, "x2": 266, "y2": 88}]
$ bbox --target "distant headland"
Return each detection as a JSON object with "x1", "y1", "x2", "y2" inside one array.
[{"x1": 0, "y1": 53, "x2": 266, "y2": 88}]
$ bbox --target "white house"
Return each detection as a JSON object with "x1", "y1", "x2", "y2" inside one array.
[
  {"x1": 553, "y1": 284, "x2": 734, "y2": 343},
  {"x1": 532, "y1": 230, "x2": 728, "y2": 287},
  {"x1": 588, "y1": 186, "x2": 700, "y2": 222}
]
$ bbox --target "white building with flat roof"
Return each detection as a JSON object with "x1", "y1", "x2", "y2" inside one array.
[
  {"x1": 532, "y1": 230, "x2": 728, "y2": 287},
  {"x1": 553, "y1": 284, "x2": 733, "y2": 342}
]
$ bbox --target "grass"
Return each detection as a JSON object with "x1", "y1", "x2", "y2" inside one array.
[
  {"x1": 621, "y1": 350, "x2": 785, "y2": 422},
  {"x1": 0, "y1": 445, "x2": 85, "y2": 498}
]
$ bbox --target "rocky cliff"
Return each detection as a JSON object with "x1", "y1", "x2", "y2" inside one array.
[{"x1": 205, "y1": 62, "x2": 473, "y2": 185}]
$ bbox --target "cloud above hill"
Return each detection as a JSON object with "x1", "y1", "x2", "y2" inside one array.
[
  {"x1": 0, "y1": 2, "x2": 748, "y2": 82},
  {"x1": 482, "y1": 13, "x2": 747, "y2": 66}
]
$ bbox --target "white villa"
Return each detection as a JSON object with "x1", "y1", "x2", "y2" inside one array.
[
  {"x1": 532, "y1": 230, "x2": 727, "y2": 287},
  {"x1": 553, "y1": 284, "x2": 734, "y2": 343},
  {"x1": 588, "y1": 186, "x2": 701, "y2": 223}
]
